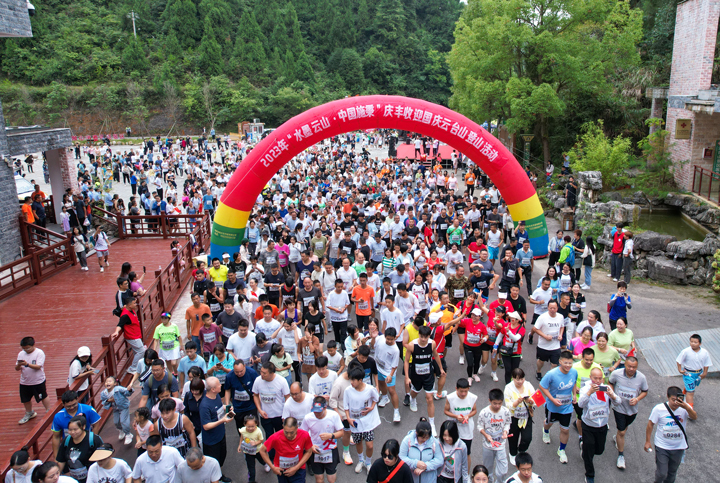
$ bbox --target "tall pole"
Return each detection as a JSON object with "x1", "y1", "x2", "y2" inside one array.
[
  {"x1": 128, "y1": 10, "x2": 138, "y2": 39},
  {"x1": 522, "y1": 135, "x2": 534, "y2": 169}
]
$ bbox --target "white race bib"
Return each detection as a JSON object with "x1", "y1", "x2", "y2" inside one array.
[
  {"x1": 222, "y1": 326, "x2": 234, "y2": 338},
  {"x1": 260, "y1": 392, "x2": 276, "y2": 404},
  {"x1": 279, "y1": 455, "x2": 299, "y2": 469},
  {"x1": 453, "y1": 289, "x2": 465, "y2": 298},
  {"x1": 556, "y1": 393, "x2": 572, "y2": 406},
  {"x1": 241, "y1": 439, "x2": 257, "y2": 455},
  {"x1": 315, "y1": 450, "x2": 333, "y2": 463},
  {"x1": 506, "y1": 269, "x2": 516, "y2": 279},
  {"x1": 415, "y1": 362, "x2": 431, "y2": 375},
  {"x1": 161, "y1": 340, "x2": 175, "y2": 350},
  {"x1": 466, "y1": 332, "x2": 481, "y2": 344},
  {"x1": 234, "y1": 390, "x2": 250, "y2": 402},
  {"x1": 616, "y1": 385, "x2": 636, "y2": 400}
]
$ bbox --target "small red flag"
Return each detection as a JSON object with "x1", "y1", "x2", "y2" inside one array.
[
  {"x1": 596, "y1": 390, "x2": 606, "y2": 402},
  {"x1": 627, "y1": 347, "x2": 636, "y2": 357},
  {"x1": 530, "y1": 389, "x2": 546, "y2": 406}
]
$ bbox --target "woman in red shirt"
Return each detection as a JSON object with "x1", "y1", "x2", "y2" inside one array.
[
  {"x1": 459, "y1": 306, "x2": 489, "y2": 385},
  {"x1": 493, "y1": 311, "x2": 526, "y2": 384}
]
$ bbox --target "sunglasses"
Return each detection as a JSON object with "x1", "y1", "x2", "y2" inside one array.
[{"x1": 382, "y1": 453, "x2": 394, "y2": 459}]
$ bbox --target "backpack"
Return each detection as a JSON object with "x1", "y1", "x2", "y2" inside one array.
[
  {"x1": 564, "y1": 244, "x2": 575, "y2": 267},
  {"x1": 64, "y1": 431, "x2": 94, "y2": 450}
]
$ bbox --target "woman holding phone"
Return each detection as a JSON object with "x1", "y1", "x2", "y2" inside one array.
[{"x1": 67, "y1": 347, "x2": 95, "y2": 401}]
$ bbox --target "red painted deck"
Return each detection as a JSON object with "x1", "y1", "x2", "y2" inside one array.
[{"x1": 0, "y1": 238, "x2": 178, "y2": 469}]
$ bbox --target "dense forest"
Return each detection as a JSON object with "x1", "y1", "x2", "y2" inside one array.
[{"x1": 0, "y1": 0, "x2": 693, "y2": 160}]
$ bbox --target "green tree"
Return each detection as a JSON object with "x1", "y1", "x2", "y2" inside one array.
[
  {"x1": 231, "y1": 10, "x2": 268, "y2": 80},
  {"x1": 121, "y1": 37, "x2": 149, "y2": 73},
  {"x1": 164, "y1": 30, "x2": 182, "y2": 57},
  {"x1": 45, "y1": 81, "x2": 70, "y2": 126},
  {"x1": 162, "y1": 0, "x2": 200, "y2": 49},
  {"x1": 448, "y1": 0, "x2": 643, "y2": 162},
  {"x1": 330, "y1": 48, "x2": 365, "y2": 93},
  {"x1": 197, "y1": 17, "x2": 223, "y2": 76},
  {"x1": 373, "y1": 0, "x2": 406, "y2": 49},
  {"x1": 567, "y1": 120, "x2": 633, "y2": 188},
  {"x1": 295, "y1": 51, "x2": 316, "y2": 84},
  {"x1": 284, "y1": 49, "x2": 297, "y2": 81}
]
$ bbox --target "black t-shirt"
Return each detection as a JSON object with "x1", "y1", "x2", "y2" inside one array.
[
  {"x1": 216, "y1": 311, "x2": 243, "y2": 339},
  {"x1": 264, "y1": 272, "x2": 285, "y2": 295},
  {"x1": 367, "y1": 459, "x2": 414, "y2": 483},
  {"x1": 500, "y1": 258, "x2": 522, "y2": 283},
  {"x1": 405, "y1": 225, "x2": 420, "y2": 237},
  {"x1": 298, "y1": 287, "x2": 321, "y2": 313},
  {"x1": 436, "y1": 216, "x2": 450, "y2": 234},
  {"x1": 360, "y1": 245, "x2": 371, "y2": 262},
  {"x1": 338, "y1": 240, "x2": 357, "y2": 256},
  {"x1": 340, "y1": 220, "x2": 355, "y2": 230},
  {"x1": 303, "y1": 311, "x2": 325, "y2": 334},
  {"x1": 193, "y1": 279, "x2": 213, "y2": 301},
  {"x1": 56, "y1": 432, "x2": 104, "y2": 482},
  {"x1": 354, "y1": 356, "x2": 378, "y2": 386},
  {"x1": 509, "y1": 295, "x2": 527, "y2": 318}
]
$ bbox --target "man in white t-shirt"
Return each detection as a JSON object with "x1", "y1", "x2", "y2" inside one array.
[
  {"x1": 226, "y1": 321, "x2": 256, "y2": 366},
  {"x1": 300, "y1": 397, "x2": 345, "y2": 482},
  {"x1": 343, "y1": 365, "x2": 381, "y2": 474},
  {"x1": 251, "y1": 362, "x2": 290, "y2": 438},
  {"x1": 326, "y1": 279, "x2": 350, "y2": 356},
  {"x1": 282, "y1": 382, "x2": 314, "y2": 427},
  {"x1": 527, "y1": 277, "x2": 553, "y2": 345},
  {"x1": 532, "y1": 300, "x2": 565, "y2": 381},
  {"x1": 644, "y1": 386, "x2": 696, "y2": 483},
  {"x1": 444, "y1": 377, "x2": 478, "y2": 468},
  {"x1": 308, "y1": 357, "x2": 338, "y2": 401},
  {"x1": 675, "y1": 333, "x2": 712, "y2": 409},
  {"x1": 374, "y1": 329, "x2": 401, "y2": 423},
  {"x1": 380, "y1": 295, "x2": 405, "y2": 355}
]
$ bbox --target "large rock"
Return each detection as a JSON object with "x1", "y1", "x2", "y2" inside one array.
[
  {"x1": 634, "y1": 231, "x2": 677, "y2": 252},
  {"x1": 578, "y1": 171, "x2": 603, "y2": 190},
  {"x1": 695, "y1": 208, "x2": 720, "y2": 227},
  {"x1": 603, "y1": 191, "x2": 623, "y2": 202},
  {"x1": 647, "y1": 256, "x2": 687, "y2": 284},
  {"x1": 610, "y1": 203, "x2": 640, "y2": 224},
  {"x1": 553, "y1": 198, "x2": 566, "y2": 209},
  {"x1": 666, "y1": 240, "x2": 704, "y2": 259},
  {"x1": 700, "y1": 234, "x2": 720, "y2": 256},
  {"x1": 664, "y1": 193, "x2": 695, "y2": 207}
]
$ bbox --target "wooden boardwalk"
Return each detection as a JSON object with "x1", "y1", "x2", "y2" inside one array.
[{"x1": 0, "y1": 237, "x2": 178, "y2": 468}]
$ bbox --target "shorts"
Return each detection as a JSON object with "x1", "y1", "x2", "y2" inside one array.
[
  {"x1": 545, "y1": 407, "x2": 572, "y2": 429},
  {"x1": 433, "y1": 358, "x2": 447, "y2": 377},
  {"x1": 20, "y1": 382, "x2": 48, "y2": 403},
  {"x1": 410, "y1": 375, "x2": 436, "y2": 394},
  {"x1": 536, "y1": 347, "x2": 561, "y2": 365},
  {"x1": 310, "y1": 448, "x2": 339, "y2": 475},
  {"x1": 613, "y1": 410, "x2": 637, "y2": 432},
  {"x1": 378, "y1": 372, "x2": 396, "y2": 387},
  {"x1": 683, "y1": 371, "x2": 702, "y2": 392},
  {"x1": 342, "y1": 419, "x2": 351, "y2": 432},
  {"x1": 96, "y1": 250, "x2": 109, "y2": 258},
  {"x1": 462, "y1": 438, "x2": 472, "y2": 455},
  {"x1": 479, "y1": 342, "x2": 494, "y2": 352},
  {"x1": 352, "y1": 430, "x2": 374, "y2": 444},
  {"x1": 357, "y1": 315, "x2": 370, "y2": 329},
  {"x1": 573, "y1": 402, "x2": 583, "y2": 418},
  {"x1": 488, "y1": 246, "x2": 499, "y2": 259},
  {"x1": 159, "y1": 347, "x2": 180, "y2": 361}
]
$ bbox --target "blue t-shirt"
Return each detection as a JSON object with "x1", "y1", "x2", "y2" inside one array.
[
  {"x1": 225, "y1": 367, "x2": 259, "y2": 412},
  {"x1": 540, "y1": 367, "x2": 578, "y2": 414},
  {"x1": 199, "y1": 394, "x2": 226, "y2": 445},
  {"x1": 247, "y1": 227, "x2": 259, "y2": 243},
  {"x1": 203, "y1": 195, "x2": 214, "y2": 211},
  {"x1": 515, "y1": 249, "x2": 534, "y2": 269},
  {"x1": 178, "y1": 355, "x2": 207, "y2": 379},
  {"x1": 609, "y1": 294, "x2": 631, "y2": 321},
  {"x1": 51, "y1": 404, "x2": 101, "y2": 436}
]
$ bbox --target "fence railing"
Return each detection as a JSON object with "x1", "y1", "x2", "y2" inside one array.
[
  {"x1": 41, "y1": 196, "x2": 57, "y2": 225},
  {"x1": 0, "y1": 217, "x2": 212, "y2": 480},
  {"x1": 93, "y1": 206, "x2": 212, "y2": 241},
  {"x1": 691, "y1": 165, "x2": 720, "y2": 205}
]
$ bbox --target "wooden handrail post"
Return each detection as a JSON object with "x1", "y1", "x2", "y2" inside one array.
[
  {"x1": 161, "y1": 213, "x2": 168, "y2": 239},
  {"x1": 117, "y1": 214, "x2": 125, "y2": 240},
  {"x1": 69, "y1": 239, "x2": 77, "y2": 266},
  {"x1": 102, "y1": 336, "x2": 117, "y2": 378},
  {"x1": 155, "y1": 269, "x2": 167, "y2": 312},
  {"x1": 31, "y1": 252, "x2": 41, "y2": 285}
]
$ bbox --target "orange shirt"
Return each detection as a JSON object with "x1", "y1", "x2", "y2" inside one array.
[
  {"x1": 465, "y1": 172, "x2": 476, "y2": 186},
  {"x1": 22, "y1": 204, "x2": 35, "y2": 223},
  {"x1": 343, "y1": 203, "x2": 353, "y2": 214},
  {"x1": 185, "y1": 304, "x2": 212, "y2": 336},
  {"x1": 352, "y1": 285, "x2": 375, "y2": 316},
  {"x1": 255, "y1": 304, "x2": 279, "y2": 321},
  {"x1": 33, "y1": 190, "x2": 46, "y2": 201}
]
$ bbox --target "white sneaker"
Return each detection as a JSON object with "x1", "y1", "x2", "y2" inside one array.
[
  {"x1": 378, "y1": 395, "x2": 390, "y2": 408},
  {"x1": 355, "y1": 461, "x2": 365, "y2": 473},
  {"x1": 459, "y1": 355, "x2": 465, "y2": 365},
  {"x1": 343, "y1": 452, "x2": 353, "y2": 465},
  {"x1": 410, "y1": 399, "x2": 418, "y2": 412},
  {"x1": 431, "y1": 424, "x2": 437, "y2": 437},
  {"x1": 467, "y1": 377, "x2": 473, "y2": 386},
  {"x1": 473, "y1": 374, "x2": 481, "y2": 382},
  {"x1": 106, "y1": 261, "x2": 109, "y2": 266},
  {"x1": 100, "y1": 267, "x2": 104, "y2": 272},
  {"x1": 118, "y1": 431, "x2": 125, "y2": 440},
  {"x1": 19, "y1": 412, "x2": 37, "y2": 424},
  {"x1": 617, "y1": 454, "x2": 626, "y2": 469},
  {"x1": 542, "y1": 431, "x2": 551, "y2": 444},
  {"x1": 393, "y1": 410, "x2": 401, "y2": 422},
  {"x1": 492, "y1": 372, "x2": 499, "y2": 382},
  {"x1": 607, "y1": 273, "x2": 613, "y2": 277},
  {"x1": 264, "y1": 464, "x2": 271, "y2": 473},
  {"x1": 479, "y1": 364, "x2": 485, "y2": 374},
  {"x1": 434, "y1": 390, "x2": 447, "y2": 400},
  {"x1": 557, "y1": 448, "x2": 568, "y2": 464},
  {"x1": 365, "y1": 463, "x2": 372, "y2": 473},
  {"x1": 124, "y1": 433, "x2": 134, "y2": 445},
  {"x1": 612, "y1": 278, "x2": 618, "y2": 282},
  {"x1": 509, "y1": 454, "x2": 516, "y2": 466}
]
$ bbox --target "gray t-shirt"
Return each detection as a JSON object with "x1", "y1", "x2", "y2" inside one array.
[
  {"x1": 608, "y1": 369, "x2": 648, "y2": 416},
  {"x1": 173, "y1": 456, "x2": 222, "y2": 483}
]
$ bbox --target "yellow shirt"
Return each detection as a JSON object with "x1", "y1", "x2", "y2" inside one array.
[
  {"x1": 208, "y1": 265, "x2": 229, "y2": 283},
  {"x1": 239, "y1": 426, "x2": 264, "y2": 455}
]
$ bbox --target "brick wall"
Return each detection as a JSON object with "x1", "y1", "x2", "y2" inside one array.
[
  {"x1": 668, "y1": 0, "x2": 720, "y2": 97},
  {"x1": 6, "y1": 128, "x2": 73, "y2": 157},
  {"x1": 667, "y1": 107, "x2": 720, "y2": 188},
  {"x1": 0, "y1": 101, "x2": 22, "y2": 265},
  {"x1": 58, "y1": 147, "x2": 78, "y2": 194},
  {"x1": 0, "y1": 0, "x2": 32, "y2": 38}
]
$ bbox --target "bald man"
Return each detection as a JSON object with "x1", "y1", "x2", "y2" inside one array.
[{"x1": 199, "y1": 377, "x2": 233, "y2": 483}]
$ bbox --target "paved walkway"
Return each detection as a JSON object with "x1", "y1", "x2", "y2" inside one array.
[{"x1": 0, "y1": 237, "x2": 177, "y2": 469}]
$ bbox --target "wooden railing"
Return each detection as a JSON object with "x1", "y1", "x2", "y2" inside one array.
[
  {"x1": 0, "y1": 221, "x2": 76, "y2": 301},
  {"x1": 692, "y1": 165, "x2": 720, "y2": 205},
  {"x1": 0, "y1": 217, "x2": 212, "y2": 479},
  {"x1": 41, "y1": 196, "x2": 57, "y2": 225},
  {"x1": 94, "y1": 206, "x2": 213, "y2": 241}
]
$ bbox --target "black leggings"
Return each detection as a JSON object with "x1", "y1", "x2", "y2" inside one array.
[
  {"x1": 292, "y1": 360, "x2": 302, "y2": 385},
  {"x1": 463, "y1": 344, "x2": 483, "y2": 377},
  {"x1": 508, "y1": 416, "x2": 533, "y2": 456},
  {"x1": 502, "y1": 355, "x2": 522, "y2": 384},
  {"x1": 332, "y1": 320, "x2": 348, "y2": 352}
]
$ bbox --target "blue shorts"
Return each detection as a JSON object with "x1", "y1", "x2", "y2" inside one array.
[
  {"x1": 379, "y1": 372, "x2": 396, "y2": 387},
  {"x1": 488, "y1": 246, "x2": 499, "y2": 260},
  {"x1": 683, "y1": 371, "x2": 702, "y2": 392}
]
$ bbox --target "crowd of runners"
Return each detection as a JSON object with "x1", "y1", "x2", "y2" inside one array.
[{"x1": 11, "y1": 131, "x2": 713, "y2": 483}]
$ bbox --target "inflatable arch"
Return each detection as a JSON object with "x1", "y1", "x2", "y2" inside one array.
[{"x1": 210, "y1": 95, "x2": 549, "y2": 259}]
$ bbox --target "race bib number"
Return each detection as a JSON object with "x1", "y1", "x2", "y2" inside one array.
[
  {"x1": 204, "y1": 332, "x2": 216, "y2": 343},
  {"x1": 415, "y1": 363, "x2": 431, "y2": 375},
  {"x1": 279, "y1": 456, "x2": 299, "y2": 469},
  {"x1": 343, "y1": 246, "x2": 351, "y2": 253},
  {"x1": 234, "y1": 390, "x2": 250, "y2": 402},
  {"x1": 453, "y1": 289, "x2": 465, "y2": 298},
  {"x1": 210, "y1": 303, "x2": 221, "y2": 312},
  {"x1": 661, "y1": 426, "x2": 683, "y2": 440},
  {"x1": 303, "y1": 296, "x2": 315, "y2": 306},
  {"x1": 260, "y1": 393, "x2": 276, "y2": 404},
  {"x1": 303, "y1": 354, "x2": 316, "y2": 365},
  {"x1": 466, "y1": 332, "x2": 481, "y2": 344},
  {"x1": 358, "y1": 300, "x2": 369, "y2": 310},
  {"x1": 315, "y1": 242, "x2": 324, "y2": 250},
  {"x1": 556, "y1": 393, "x2": 572, "y2": 406},
  {"x1": 330, "y1": 311, "x2": 346, "y2": 322},
  {"x1": 222, "y1": 326, "x2": 234, "y2": 338},
  {"x1": 521, "y1": 258, "x2": 531, "y2": 266},
  {"x1": 514, "y1": 406, "x2": 528, "y2": 420},
  {"x1": 216, "y1": 406, "x2": 226, "y2": 420},
  {"x1": 227, "y1": 288, "x2": 237, "y2": 297},
  {"x1": 285, "y1": 346, "x2": 296, "y2": 359},
  {"x1": 350, "y1": 408, "x2": 364, "y2": 419},
  {"x1": 588, "y1": 403, "x2": 608, "y2": 421},
  {"x1": 166, "y1": 434, "x2": 186, "y2": 449},
  {"x1": 161, "y1": 340, "x2": 175, "y2": 350},
  {"x1": 616, "y1": 385, "x2": 636, "y2": 400},
  {"x1": 69, "y1": 468, "x2": 88, "y2": 480},
  {"x1": 241, "y1": 439, "x2": 257, "y2": 455},
  {"x1": 440, "y1": 224, "x2": 448, "y2": 230},
  {"x1": 570, "y1": 303, "x2": 580, "y2": 312},
  {"x1": 217, "y1": 373, "x2": 226, "y2": 384},
  {"x1": 266, "y1": 257, "x2": 276, "y2": 265},
  {"x1": 476, "y1": 281, "x2": 487, "y2": 289},
  {"x1": 506, "y1": 269, "x2": 516, "y2": 279},
  {"x1": 315, "y1": 450, "x2": 333, "y2": 463},
  {"x1": 215, "y1": 281, "x2": 224, "y2": 288}
]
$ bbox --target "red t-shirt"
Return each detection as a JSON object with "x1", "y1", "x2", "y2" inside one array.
[
  {"x1": 432, "y1": 325, "x2": 446, "y2": 356},
  {"x1": 498, "y1": 322, "x2": 526, "y2": 356},
  {"x1": 612, "y1": 230, "x2": 624, "y2": 254},
  {"x1": 487, "y1": 300, "x2": 513, "y2": 341},
  {"x1": 264, "y1": 428, "x2": 313, "y2": 469},
  {"x1": 459, "y1": 318, "x2": 487, "y2": 347},
  {"x1": 467, "y1": 241, "x2": 487, "y2": 263}
]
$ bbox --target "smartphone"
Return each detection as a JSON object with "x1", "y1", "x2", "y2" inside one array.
[
  {"x1": 143, "y1": 266, "x2": 146, "y2": 273},
  {"x1": 93, "y1": 369, "x2": 101, "y2": 374},
  {"x1": 597, "y1": 385, "x2": 608, "y2": 392},
  {"x1": 225, "y1": 404, "x2": 232, "y2": 414}
]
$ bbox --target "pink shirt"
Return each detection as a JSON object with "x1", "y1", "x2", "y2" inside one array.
[
  {"x1": 569, "y1": 337, "x2": 595, "y2": 356},
  {"x1": 276, "y1": 244, "x2": 290, "y2": 267},
  {"x1": 18, "y1": 348, "x2": 46, "y2": 385}
]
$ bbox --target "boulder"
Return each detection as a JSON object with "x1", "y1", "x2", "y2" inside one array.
[
  {"x1": 647, "y1": 256, "x2": 687, "y2": 284},
  {"x1": 633, "y1": 231, "x2": 677, "y2": 252},
  {"x1": 700, "y1": 234, "x2": 720, "y2": 256},
  {"x1": 609, "y1": 203, "x2": 640, "y2": 224},
  {"x1": 578, "y1": 171, "x2": 603, "y2": 190},
  {"x1": 664, "y1": 193, "x2": 695, "y2": 207},
  {"x1": 690, "y1": 267, "x2": 708, "y2": 286},
  {"x1": 632, "y1": 191, "x2": 648, "y2": 205},
  {"x1": 666, "y1": 240, "x2": 704, "y2": 259},
  {"x1": 695, "y1": 209, "x2": 720, "y2": 227},
  {"x1": 553, "y1": 198, "x2": 567, "y2": 209},
  {"x1": 603, "y1": 192, "x2": 623, "y2": 202}
]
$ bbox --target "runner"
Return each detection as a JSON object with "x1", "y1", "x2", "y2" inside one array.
[
  {"x1": 406, "y1": 325, "x2": 445, "y2": 436},
  {"x1": 532, "y1": 300, "x2": 565, "y2": 381},
  {"x1": 374, "y1": 327, "x2": 402, "y2": 422},
  {"x1": 675, "y1": 333, "x2": 712, "y2": 409},
  {"x1": 477, "y1": 389, "x2": 511, "y2": 483},
  {"x1": 608, "y1": 356, "x2": 648, "y2": 469},
  {"x1": 539, "y1": 351, "x2": 578, "y2": 464},
  {"x1": 444, "y1": 378, "x2": 479, "y2": 468},
  {"x1": 503, "y1": 368, "x2": 535, "y2": 467},
  {"x1": 344, "y1": 365, "x2": 381, "y2": 474},
  {"x1": 258, "y1": 417, "x2": 313, "y2": 483},
  {"x1": 299, "y1": 397, "x2": 345, "y2": 483}
]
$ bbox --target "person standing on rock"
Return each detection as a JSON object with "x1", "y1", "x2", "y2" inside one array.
[
  {"x1": 621, "y1": 231, "x2": 634, "y2": 284},
  {"x1": 608, "y1": 224, "x2": 626, "y2": 282}
]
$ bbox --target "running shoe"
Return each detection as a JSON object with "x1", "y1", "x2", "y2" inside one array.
[
  {"x1": 527, "y1": 334, "x2": 533, "y2": 345},
  {"x1": 542, "y1": 431, "x2": 551, "y2": 444},
  {"x1": 509, "y1": 454, "x2": 516, "y2": 466},
  {"x1": 18, "y1": 412, "x2": 37, "y2": 424},
  {"x1": 473, "y1": 374, "x2": 481, "y2": 382},
  {"x1": 431, "y1": 424, "x2": 437, "y2": 438},
  {"x1": 355, "y1": 462, "x2": 364, "y2": 474},
  {"x1": 557, "y1": 449, "x2": 568, "y2": 464},
  {"x1": 118, "y1": 431, "x2": 126, "y2": 440},
  {"x1": 393, "y1": 410, "x2": 401, "y2": 422},
  {"x1": 100, "y1": 267, "x2": 104, "y2": 272},
  {"x1": 617, "y1": 455, "x2": 625, "y2": 469},
  {"x1": 468, "y1": 377, "x2": 473, "y2": 386},
  {"x1": 434, "y1": 390, "x2": 447, "y2": 400},
  {"x1": 585, "y1": 478, "x2": 595, "y2": 483},
  {"x1": 343, "y1": 452, "x2": 353, "y2": 465},
  {"x1": 410, "y1": 399, "x2": 418, "y2": 412},
  {"x1": 378, "y1": 395, "x2": 390, "y2": 408},
  {"x1": 479, "y1": 364, "x2": 485, "y2": 374},
  {"x1": 403, "y1": 394, "x2": 410, "y2": 406},
  {"x1": 365, "y1": 463, "x2": 372, "y2": 473},
  {"x1": 124, "y1": 434, "x2": 134, "y2": 445},
  {"x1": 459, "y1": 355, "x2": 465, "y2": 365},
  {"x1": 492, "y1": 372, "x2": 499, "y2": 382},
  {"x1": 607, "y1": 273, "x2": 613, "y2": 277}
]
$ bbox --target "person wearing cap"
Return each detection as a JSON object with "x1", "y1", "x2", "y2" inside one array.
[
  {"x1": 86, "y1": 444, "x2": 131, "y2": 483},
  {"x1": 300, "y1": 396, "x2": 345, "y2": 483},
  {"x1": 493, "y1": 311, "x2": 526, "y2": 384},
  {"x1": 67, "y1": 347, "x2": 95, "y2": 398},
  {"x1": 131, "y1": 434, "x2": 184, "y2": 483},
  {"x1": 459, "y1": 307, "x2": 490, "y2": 385},
  {"x1": 258, "y1": 417, "x2": 313, "y2": 483}
]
